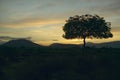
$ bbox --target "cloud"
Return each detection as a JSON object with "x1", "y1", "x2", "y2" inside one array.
[
  {"x1": 36, "y1": 3, "x2": 56, "y2": 10},
  {"x1": 52, "y1": 39, "x2": 59, "y2": 41},
  {"x1": 85, "y1": 0, "x2": 120, "y2": 16},
  {"x1": 1, "y1": 0, "x2": 119, "y2": 28},
  {"x1": 0, "y1": 36, "x2": 15, "y2": 40},
  {"x1": 0, "y1": 17, "x2": 64, "y2": 28},
  {"x1": 112, "y1": 27, "x2": 120, "y2": 32},
  {"x1": 0, "y1": 36, "x2": 32, "y2": 41}
]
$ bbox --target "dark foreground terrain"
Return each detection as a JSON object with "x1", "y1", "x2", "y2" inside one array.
[{"x1": 0, "y1": 46, "x2": 120, "y2": 80}]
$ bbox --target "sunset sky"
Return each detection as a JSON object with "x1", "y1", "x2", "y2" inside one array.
[{"x1": 0, "y1": 0, "x2": 120, "y2": 45}]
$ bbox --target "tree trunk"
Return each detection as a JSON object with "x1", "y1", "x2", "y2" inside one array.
[{"x1": 83, "y1": 37, "x2": 86, "y2": 48}]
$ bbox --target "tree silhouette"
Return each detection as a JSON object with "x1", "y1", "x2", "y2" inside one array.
[{"x1": 63, "y1": 14, "x2": 113, "y2": 47}]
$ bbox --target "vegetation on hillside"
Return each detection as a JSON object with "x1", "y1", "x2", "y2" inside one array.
[{"x1": 0, "y1": 46, "x2": 120, "y2": 80}]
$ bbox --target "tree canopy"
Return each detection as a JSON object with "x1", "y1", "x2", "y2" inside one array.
[{"x1": 63, "y1": 14, "x2": 113, "y2": 47}]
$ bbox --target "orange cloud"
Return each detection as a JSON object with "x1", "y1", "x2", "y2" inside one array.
[{"x1": 0, "y1": 19, "x2": 64, "y2": 28}]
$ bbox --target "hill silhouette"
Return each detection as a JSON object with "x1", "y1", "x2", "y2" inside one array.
[
  {"x1": 0, "y1": 40, "x2": 120, "y2": 80},
  {"x1": 49, "y1": 43, "x2": 80, "y2": 48},
  {"x1": 49, "y1": 41, "x2": 120, "y2": 48},
  {"x1": 1, "y1": 39, "x2": 43, "y2": 48},
  {"x1": 1, "y1": 39, "x2": 120, "y2": 48},
  {"x1": 86, "y1": 41, "x2": 120, "y2": 48},
  {"x1": 0, "y1": 40, "x2": 6, "y2": 45}
]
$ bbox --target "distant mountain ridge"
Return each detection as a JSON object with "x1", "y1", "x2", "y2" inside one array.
[
  {"x1": 49, "y1": 41, "x2": 120, "y2": 48},
  {"x1": 94, "y1": 41, "x2": 120, "y2": 48},
  {"x1": 0, "y1": 40, "x2": 6, "y2": 45},
  {"x1": 1, "y1": 39, "x2": 120, "y2": 48},
  {"x1": 1, "y1": 39, "x2": 43, "y2": 48},
  {"x1": 49, "y1": 43, "x2": 80, "y2": 48}
]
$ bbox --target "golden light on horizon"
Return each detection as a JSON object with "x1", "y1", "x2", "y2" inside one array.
[{"x1": 0, "y1": 19, "x2": 64, "y2": 28}]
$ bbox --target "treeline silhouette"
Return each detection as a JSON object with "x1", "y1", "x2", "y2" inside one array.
[{"x1": 0, "y1": 45, "x2": 120, "y2": 80}]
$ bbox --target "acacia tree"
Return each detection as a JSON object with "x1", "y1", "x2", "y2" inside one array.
[{"x1": 63, "y1": 14, "x2": 113, "y2": 47}]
